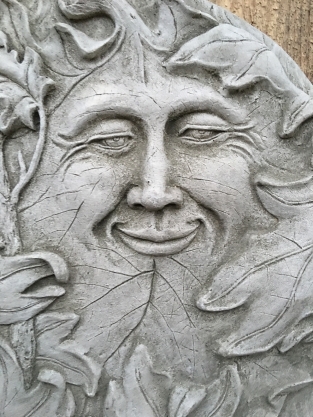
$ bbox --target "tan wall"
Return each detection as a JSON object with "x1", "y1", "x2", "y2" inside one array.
[{"x1": 211, "y1": 0, "x2": 313, "y2": 82}]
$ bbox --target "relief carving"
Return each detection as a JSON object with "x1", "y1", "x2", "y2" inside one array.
[{"x1": 0, "y1": 1, "x2": 313, "y2": 416}]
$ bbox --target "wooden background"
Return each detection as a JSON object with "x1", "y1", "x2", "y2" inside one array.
[{"x1": 211, "y1": 0, "x2": 313, "y2": 82}]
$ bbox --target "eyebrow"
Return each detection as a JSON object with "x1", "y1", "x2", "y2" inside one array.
[
  {"x1": 59, "y1": 106, "x2": 140, "y2": 138},
  {"x1": 60, "y1": 94, "x2": 250, "y2": 138},
  {"x1": 167, "y1": 98, "x2": 249, "y2": 124}
]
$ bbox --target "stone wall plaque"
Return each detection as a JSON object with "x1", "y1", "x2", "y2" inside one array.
[{"x1": 1, "y1": 0, "x2": 313, "y2": 416}]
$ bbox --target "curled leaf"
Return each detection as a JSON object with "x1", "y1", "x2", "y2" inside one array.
[
  {"x1": 55, "y1": 22, "x2": 122, "y2": 60},
  {"x1": 0, "y1": 31, "x2": 54, "y2": 138},
  {"x1": 167, "y1": 24, "x2": 313, "y2": 137},
  {"x1": 103, "y1": 381, "x2": 127, "y2": 417},
  {"x1": 269, "y1": 378, "x2": 313, "y2": 409},
  {"x1": 198, "y1": 230, "x2": 313, "y2": 356},
  {"x1": 279, "y1": 315, "x2": 313, "y2": 353},
  {"x1": 256, "y1": 176, "x2": 313, "y2": 218},
  {"x1": 168, "y1": 385, "x2": 207, "y2": 417},
  {"x1": 0, "y1": 35, "x2": 54, "y2": 103},
  {"x1": 104, "y1": 344, "x2": 171, "y2": 417},
  {"x1": 175, "y1": 0, "x2": 218, "y2": 25},
  {"x1": 0, "y1": 252, "x2": 68, "y2": 324},
  {"x1": 0, "y1": 86, "x2": 38, "y2": 134},
  {"x1": 58, "y1": 0, "x2": 113, "y2": 19},
  {"x1": 36, "y1": 312, "x2": 101, "y2": 397},
  {"x1": 1, "y1": 0, "x2": 38, "y2": 50},
  {"x1": 206, "y1": 365, "x2": 242, "y2": 417},
  {"x1": 0, "y1": 336, "x2": 76, "y2": 416},
  {"x1": 169, "y1": 365, "x2": 242, "y2": 417}
]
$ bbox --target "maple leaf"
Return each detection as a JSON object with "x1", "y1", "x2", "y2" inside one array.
[{"x1": 35, "y1": 312, "x2": 102, "y2": 397}]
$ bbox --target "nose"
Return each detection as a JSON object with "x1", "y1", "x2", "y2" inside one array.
[{"x1": 127, "y1": 138, "x2": 183, "y2": 211}]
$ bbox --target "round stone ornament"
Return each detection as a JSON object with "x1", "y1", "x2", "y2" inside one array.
[{"x1": 0, "y1": 1, "x2": 313, "y2": 416}]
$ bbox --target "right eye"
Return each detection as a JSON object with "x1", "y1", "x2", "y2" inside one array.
[{"x1": 89, "y1": 132, "x2": 134, "y2": 153}]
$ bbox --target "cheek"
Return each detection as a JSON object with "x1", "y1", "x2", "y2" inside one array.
[
  {"x1": 59, "y1": 157, "x2": 133, "y2": 227},
  {"x1": 21, "y1": 156, "x2": 133, "y2": 245},
  {"x1": 172, "y1": 151, "x2": 255, "y2": 225}
]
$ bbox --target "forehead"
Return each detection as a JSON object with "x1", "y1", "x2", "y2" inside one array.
[{"x1": 57, "y1": 64, "x2": 249, "y2": 135}]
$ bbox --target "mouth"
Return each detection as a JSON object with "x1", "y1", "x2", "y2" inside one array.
[{"x1": 115, "y1": 223, "x2": 200, "y2": 256}]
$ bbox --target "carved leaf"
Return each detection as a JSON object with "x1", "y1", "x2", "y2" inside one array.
[
  {"x1": 198, "y1": 233, "x2": 313, "y2": 356},
  {"x1": 36, "y1": 312, "x2": 101, "y2": 397},
  {"x1": 279, "y1": 315, "x2": 313, "y2": 353},
  {"x1": 0, "y1": 31, "x2": 54, "y2": 103},
  {"x1": 0, "y1": 83, "x2": 38, "y2": 135},
  {"x1": 183, "y1": 365, "x2": 242, "y2": 417},
  {"x1": 167, "y1": 365, "x2": 241, "y2": 417},
  {"x1": 175, "y1": 0, "x2": 218, "y2": 25},
  {"x1": 168, "y1": 385, "x2": 207, "y2": 417},
  {"x1": 276, "y1": 384, "x2": 313, "y2": 417},
  {"x1": 56, "y1": 0, "x2": 123, "y2": 65},
  {"x1": 197, "y1": 173, "x2": 313, "y2": 357},
  {"x1": 104, "y1": 347, "x2": 241, "y2": 417},
  {"x1": 167, "y1": 24, "x2": 313, "y2": 137},
  {"x1": 55, "y1": 23, "x2": 122, "y2": 60},
  {"x1": 269, "y1": 378, "x2": 313, "y2": 413},
  {"x1": 103, "y1": 345, "x2": 171, "y2": 417},
  {"x1": 0, "y1": 0, "x2": 37, "y2": 50},
  {"x1": 0, "y1": 251, "x2": 68, "y2": 324},
  {"x1": 0, "y1": 32, "x2": 54, "y2": 205},
  {"x1": 57, "y1": 0, "x2": 112, "y2": 19},
  {"x1": 256, "y1": 176, "x2": 313, "y2": 219},
  {"x1": 207, "y1": 366, "x2": 242, "y2": 417},
  {"x1": 0, "y1": 31, "x2": 53, "y2": 136},
  {"x1": 0, "y1": 336, "x2": 75, "y2": 416},
  {"x1": 58, "y1": 0, "x2": 177, "y2": 53}
]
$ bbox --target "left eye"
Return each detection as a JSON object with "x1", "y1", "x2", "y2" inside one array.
[
  {"x1": 91, "y1": 135, "x2": 133, "y2": 150},
  {"x1": 181, "y1": 128, "x2": 226, "y2": 142}
]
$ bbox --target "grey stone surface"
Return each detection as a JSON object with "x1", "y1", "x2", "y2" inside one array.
[{"x1": 1, "y1": 0, "x2": 313, "y2": 415}]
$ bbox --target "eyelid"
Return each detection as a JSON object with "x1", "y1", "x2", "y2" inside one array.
[
  {"x1": 178, "y1": 124, "x2": 232, "y2": 136},
  {"x1": 88, "y1": 131, "x2": 135, "y2": 143}
]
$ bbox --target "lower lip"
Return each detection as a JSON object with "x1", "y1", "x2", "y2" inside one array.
[{"x1": 115, "y1": 227, "x2": 199, "y2": 256}]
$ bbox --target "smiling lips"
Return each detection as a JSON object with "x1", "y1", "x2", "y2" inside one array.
[{"x1": 115, "y1": 224, "x2": 200, "y2": 256}]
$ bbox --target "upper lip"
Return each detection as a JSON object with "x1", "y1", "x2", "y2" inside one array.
[{"x1": 116, "y1": 224, "x2": 199, "y2": 243}]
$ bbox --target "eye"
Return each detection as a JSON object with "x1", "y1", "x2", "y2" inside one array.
[
  {"x1": 89, "y1": 133, "x2": 134, "y2": 151},
  {"x1": 179, "y1": 128, "x2": 227, "y2": 143},
  {"x1": 179, "y1": 125, "x2": 229, "y2": 144}
]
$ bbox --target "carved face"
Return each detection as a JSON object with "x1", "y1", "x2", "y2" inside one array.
[
  {"x1": 18, "y1": 51, "x2": 292, "y2": 375},
  {"x1": 26, "y1": 63, "x2": 273, "y2": 263},
  {"x1": 25, "y1": 48, "x2": 313, "y2": 386},
  {"x1": 5, "y1": 2, "x2": 313, "y2": 414}
]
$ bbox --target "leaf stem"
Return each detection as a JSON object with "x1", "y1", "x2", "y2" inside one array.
[
  {"x1": 9, "y1": 105, "x2": 48, "y2": 389},
  {"x1": 11, "y1": 104, "x2": 46, "y2": 205},
  {"x1": 0, "y1": 137, "x2": 21, "y2": 255}
]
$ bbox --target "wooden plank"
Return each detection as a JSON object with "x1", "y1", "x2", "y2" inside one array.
[{"x1": 211, "y1": 0, "x2": 313, "y2": 81}]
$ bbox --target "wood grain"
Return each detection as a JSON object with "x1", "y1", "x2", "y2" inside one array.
[{"x1": 211, "y1": 0, "x2": 313, "y2": 82}]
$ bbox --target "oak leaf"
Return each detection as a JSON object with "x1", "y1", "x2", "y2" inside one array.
[{"x1": 0, "y1": 31, "x2": 54, "y2": 136}]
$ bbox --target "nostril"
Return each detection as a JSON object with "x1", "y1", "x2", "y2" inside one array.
[
  {"x1": 131, "y1": 203, "x2": 144, "y2": 210},
  {"x1": 167, "y1": 202, "x2": 181, "y2": 209},
  {"x1": 127, "y1": 185, "x2": 184, "y2": 211},
  {"x1": 127, "y1": 186, "x2": 143, "y2": 209}
]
